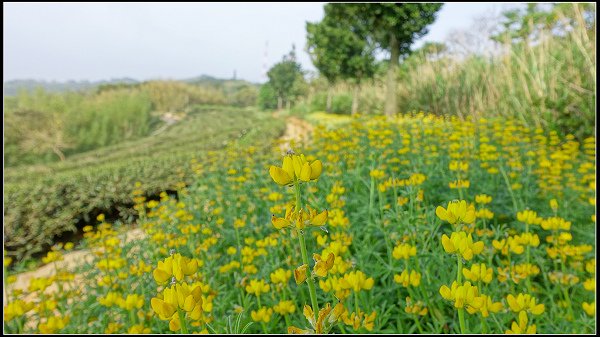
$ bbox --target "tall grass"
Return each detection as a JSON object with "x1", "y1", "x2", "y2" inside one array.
[{"x1": 395, "y1": 4, "x2": 595, "y2": 139}]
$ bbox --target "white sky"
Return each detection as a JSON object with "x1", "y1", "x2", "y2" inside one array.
[{"x1": 3, "y1": 2, "x2": 523, "y2": 83}]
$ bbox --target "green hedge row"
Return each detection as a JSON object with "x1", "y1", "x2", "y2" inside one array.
[{"x1": 3, "y1": 107, "x2": 285, "y2": 262}]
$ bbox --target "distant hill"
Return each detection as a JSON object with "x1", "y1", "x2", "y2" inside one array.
[
  {"x1": 4, "y1": 75, "x2": 259, "y2": 96},
  {"x1": 183, "y1": 74, "x2": 259, "y2": 87},
  {"x1": 3, "y1": 78, "x2": 139, "y2": 96}
]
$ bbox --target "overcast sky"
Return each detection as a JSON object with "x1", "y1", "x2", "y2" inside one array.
[{"x1": 3, "y1": 2, "x2": 521, "y2": 83}]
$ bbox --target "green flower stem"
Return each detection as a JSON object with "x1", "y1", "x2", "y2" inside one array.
[
  {"x1": 177, "y1": 307, "x2": 188, "y2": 334},
  {"x1": 457, "y1": 307, "x2": 467, "y2": 334},
  {"x1": 368, "y1": 176, "x2": 375, "y2": 222},
  {"x1": 234, "y1": 226, "x2": 246, "y2": 308},
  {"x1": 284, "y1": 313, "x2": 292, "y2": 329},
  {"x1": 477, "y1": 280, "x2": 487, "y2": 334},
  {"x1": 15, "y1": 317, "x2": 24, "y2": 334},
  {"x1": 457, "y1": 255, "x2": 466, "y2": 334},
  {"x1": 294, "y1": 181, "x2": 319, "y2": 321},
  {"x1": 499, "y1": 165, "x2": 519, "y2": 213},
  {"x1": 525, "y1": 223, "x2": 533, "y2": 294},
  {"x1": 129, "y1": 309, "x2": 137, "y2": 326},
  {"x1": 298, "y1": 232, "x2": 319, "y2": 321},
  {"x1": 480, "y1": 314, "x2": 488, "y2": 334},
  {"x1": 457, "y1": 255, "x2": 463, "y2": 283},
  {"x1": 560, "y1": 262, "x2": 575, "y2": 321},
  {"x1": 354, "y1": 291, "x2": 360, "y2": 315},
  {"x1": 413, "y1": 315, "x2": 424, "y2": 334}
]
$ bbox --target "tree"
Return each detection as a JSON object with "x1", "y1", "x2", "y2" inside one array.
[
  {"x1": 306, "y1": 21, "x2": 339, "y2": 112},
  {"x1": 257, "y1": 83, "x2": 278, "y2": 110},
  {"x1": 325, "y1": 3, "x2": 443, "y2": 115},
  {"x1": 266, "y1": 48, "x2": 304, "y2": 110},
  {"x1": 306, "y1": 17, "x2": 376, "y2": 114}
]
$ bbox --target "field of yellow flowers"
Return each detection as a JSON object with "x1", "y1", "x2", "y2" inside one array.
[{"x1": 3, "y1": 112, "x2": 596, "y2": 334}]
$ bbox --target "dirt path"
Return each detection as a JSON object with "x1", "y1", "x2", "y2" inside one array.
[
  {"x1": 5, "y1": 228, "x2": 145, "y2": 306},
  {"x1": 277, "y1": 115, "x2": 314, "y2": 154},
  {"x1": 6, "y1": 115, "x2": 314, "y2": 305}
]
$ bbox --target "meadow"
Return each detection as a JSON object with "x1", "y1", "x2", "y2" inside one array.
[{"x1": 4, "y1": 112, "x2": 595, "y2": 334}]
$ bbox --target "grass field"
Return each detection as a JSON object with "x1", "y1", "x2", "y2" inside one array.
[{"x1": 4, "y1": 112, "x2": 595, "y2": 334}]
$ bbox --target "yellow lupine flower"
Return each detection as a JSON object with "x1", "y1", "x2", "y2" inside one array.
[
  {"x1": 251, "y1": 307, "x2": 273, "y2": 323},
  {"x1": 449, "y1": 179, "x2": 470, "y2": 189},
  {"x1": 549, "y1": 199, "x2": 558, "y2": 211},
  {"x1": 436, "y1": 200, "x2": 476, "y2": 225},
  {"x1": 153, "y1": 253, "x2": 198, "y2": 284},
  {"x1": 515, "y1": 233, "x2": 540, "y2": 247},
  {"x1": 362, "y1": 311, "x2": 377, "y2": 331},
  {"x1": 540, "y1": 216, "x2": 571, "y2": 231},
  {"x1": 439, "y1": 281, "x2": 484, "y2": 310},
  {"x1": 307, "y1": 205, "x2": 329, "y2": 227},
  {"x1": 271, "y1": 205, "x2": 328, "y2": 230},
  {"x1": 104, "y1": 322, "x2": 123, "y2": 334},
  {"x1": 42, "y1": 251, "x2": 63, "y2": 264},
  {"x1": 38, "y1": 316, "x2": 70, "y2": 334},
  {"x1": 441, "y1": 231, "x2": 484, "y2": 260},
  {"x1": 35, "y1": 299, "x2": 58, "y2": 314},
  {"x1": 392, "y1": 243, "x2": 417, "y2": 260},
  {"x1": 128, "y1": 325, "x2": 151, "y2": 334},
  {"x1": 582, "y1": 301, "x2": 595, "y2": 316},
  {"x1": 119, "y1": 294, "x2": 144, "y2": 310},
  {"x1": 505, "y1": 311, "x2": 536, "y2": 334},
  {"x1": 245, "y1": 279, "x2": 270, "y2": 296},
  {"x1": 313, "y1": 252, "x2": 335, "y2": 277},
  {"x1": 405, "y1": 297, "x2": 428, "y2": 316},
  {"x1": 294, "y1": 264, "x2": 309, "y2": 284},
  {"x1": 462, "y1": 263, "x2": 493, "y2": 283},
  {"x1": 506, "y1": 293, "x2": 545, "y2": 315},
  {"x1": 269, "y1": 153, "x2": 322, "y2": 186},
  {"x1": 393, "y1": 269, "x2": 421, "y2": 287},
  {"x1": 339, "y1": 270, "x2": 374, "y2": 292},
  {"x1": 476, "y1": 208, "x2": 494, "y2": 220},
  {"x1": 151, "y1": 282, "x2": 203, "y2": 321},
  {"x1": 369, "y1": 169, "x2": 386, "y2": 180},
  {"x1": 475, "y1": 194, "x2": 492, "y2": 204},
  {"x1": 288, "y1": 326, "x2": 312, "y2": 334},
  {"x1": 4, "y1": 300, "x2": 34, "y2": 321},
  {"x1": 466, "y1": 294, "x2": 503, "y2": 317},
  {"x1": 270, "y1": 268, "x2": 292, "y2": 284},
  {"x1": 516, "y1": 210, "x2": 543, "y2": 225},
  {"x1": 28, "y1": 276, "x2": 54, "y2": 292},
  {"x1": 343, "y1": 310, "x2": 362, "y2": 330},
  {"x1": 318, "y1": 302, "x2": 346, "y2": 333},
  {"x1": 289, "y1": 302, "x2": 344, "y2": 334},
  {"x1": 243, "y1": 264, "x2": 258, "y2": 274},
  {"x1": 583, "y1": 278, "x2": 595, "y2": 291},
  {"x1": 273, "y1": 300, "x2": 296, "y2": 315},
  {"x1": 99, "y1": 292, "x2": 121, "y2": 307},
  {"x1": 449, "y1": 161, "x2": 469, "y2": 171},
  {"x1": 319, "y1": 276, "x2": 351, "y2": 300},
  {"x1": 492, "y1": 238, "x2": 524, "y2": 255},
  {"x1": 585, "y1": 259, "x2": 595, "y2": 274},
  {"x1": 168, "y1": 315, "x2": 181, "y2": 332}
]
